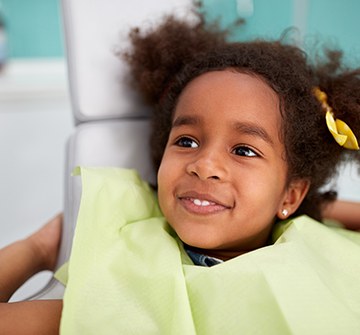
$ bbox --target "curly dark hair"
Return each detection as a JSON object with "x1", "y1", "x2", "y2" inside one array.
[{"x1": 122, "y1": 8, "x2": 360, "y2": 221}]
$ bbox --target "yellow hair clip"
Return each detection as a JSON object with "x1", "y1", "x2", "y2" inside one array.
[{"x1": 313, "y1": 87, "x2": 359, "y2": 150}]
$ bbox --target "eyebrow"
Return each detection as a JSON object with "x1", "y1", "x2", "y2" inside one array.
[
  {"x1": 172, "y1": 115, "x2": 274, "y2": 145},
  {"x1": 172, "y1": 115, "x2": 200, "y2": 128},
  {"x1": 233, "y1": 121, "x2": 274, "y2": 145}
]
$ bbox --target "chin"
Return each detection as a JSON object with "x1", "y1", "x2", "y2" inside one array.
[{"x1": 179, "y1": 233, "x2": 224, "y2": 250}]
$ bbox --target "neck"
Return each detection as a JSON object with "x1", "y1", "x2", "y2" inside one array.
[
  {"x1": 184, "y1": 245, "x2": 248, "y2": 261},
  {"x1": 184, "y1": 232, "x2": 273, "y2": 261}
]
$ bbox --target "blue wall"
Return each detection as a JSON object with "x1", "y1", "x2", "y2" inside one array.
[
  {"x1": 1, "y1": 0, "x2": 360, "y2": 63},
  {"x1": 203, "y1": 0, "x2": 360, "y2": 66},
  {"x1": 203, "y1": 0, "x2": 293, "y2": 41},
  {"x1": 1, "y1": 0, "x2": 64, "y2": 58},
  {"x1": 306, "y1": 0, "x2": 360, "y2": 65}
]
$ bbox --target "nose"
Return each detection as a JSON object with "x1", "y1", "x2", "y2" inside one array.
[{"x1": 186, "y1": 148, "x2": 227, "y2": 181}]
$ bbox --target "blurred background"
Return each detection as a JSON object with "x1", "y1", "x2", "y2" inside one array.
[{"x1": 1, "y1": 0, "x2": 359, "y2": 300}]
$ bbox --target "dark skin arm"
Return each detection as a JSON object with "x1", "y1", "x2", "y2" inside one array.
[
  {"x1": 323, "y1": 200, "x2": 360, "y2": 231},
  {"x1": 0, "y1": 300, "x2": 62, "y2": 335},
  {"x1": 0, "y1": 214, "x2": 63, "y2": 334}
]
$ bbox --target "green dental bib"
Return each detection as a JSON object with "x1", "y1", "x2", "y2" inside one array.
[{"x1": 60, "y1": 167, "x2": 360, "y2": 334}]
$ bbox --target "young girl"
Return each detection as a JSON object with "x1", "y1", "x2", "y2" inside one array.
[{"x1": 1, "y1": 8, "x2": 360, "y2": 334}]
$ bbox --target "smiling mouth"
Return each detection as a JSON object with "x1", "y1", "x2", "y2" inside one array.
[
  {"x1": 193, "y1": 199, "x2": 214, "y2": 207},
  {"x1": 177, "y1": 195, "x2": 231, "y2": 215}
]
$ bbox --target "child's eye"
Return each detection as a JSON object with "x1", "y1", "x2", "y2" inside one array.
[
  {"x1": 232, "y1": 146, "x2": 258, "y2": 157},
  {"x1": 175, "y1": 137, "x2": 199, "y2": 148}
]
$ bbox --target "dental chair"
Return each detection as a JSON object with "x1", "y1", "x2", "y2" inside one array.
[
  {"x1": 27, "y1": 0, "x2": 192, "y2": 300},
  {"x1": 27, "y1": 0, "x2": 360, "y2": 301}
]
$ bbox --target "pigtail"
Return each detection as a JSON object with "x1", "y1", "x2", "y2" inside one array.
[
  {"x1": 314, "y1": 50, "x2": 360, "y2": 165},
  {"x1": 295, "y1": 50, "x2": 360, "y2": 220}
]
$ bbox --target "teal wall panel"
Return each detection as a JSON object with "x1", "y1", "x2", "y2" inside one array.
[
  {"x1": 306, "y1": 0, "x2": 360, "y2": 66},
  {"x1": 202, "y1": 0, "x2": 294, "y2": 41},
  {"x1": 1, "y1": 0, "x2": 359, "y2": 62},
  {"x1": 1, "y1": 0, "x2": 64, "y2": 58},
  {"x1": 203, "y1": 0, "x2": 360, "y2": 66}
]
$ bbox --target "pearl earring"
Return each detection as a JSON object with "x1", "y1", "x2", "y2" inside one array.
[{"x1": 281, "y1": 209, "x2": 288, "y2": 217}]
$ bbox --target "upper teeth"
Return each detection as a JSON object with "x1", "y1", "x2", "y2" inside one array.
[{"x1": 193, "y1": 199, "x2": 211, "y2": 206}]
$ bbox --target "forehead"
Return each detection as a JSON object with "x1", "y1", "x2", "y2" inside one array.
[{"x1": 173, "y1": 70, "x2": 281, "y2": 133}]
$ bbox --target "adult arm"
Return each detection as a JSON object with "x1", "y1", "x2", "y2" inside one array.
[
  {"x1": 0, "y1": 214, "x2": 63, "y2": 334},
  {"x1": 323, "y1": 200, "x2": 360, "y2": 230},
  {"x1": 0, "y1": 300, "x2": 62, "y2": 335}
]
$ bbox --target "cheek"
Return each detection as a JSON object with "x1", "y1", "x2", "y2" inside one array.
[
  {"x1": 241, "y1": 169, "x2": 286, "y2": 211},
  {"x1": 157, "y1": 146, "x2": 180, "y2": 185},
  {"x1": 157, "y1": 153, "x2": 170, "y2": 189},
  {"x1": 157, "y1": 158, "x2": 172, "y2": 212}
]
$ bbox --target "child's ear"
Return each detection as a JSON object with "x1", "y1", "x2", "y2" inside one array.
[{"x1": 277, "y1": 179, "x2": 310, "y2": 219}]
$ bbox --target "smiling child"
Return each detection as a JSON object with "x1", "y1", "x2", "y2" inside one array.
[{"x1": 1, "y1": 6, "x2": 360, "y2": 334}]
